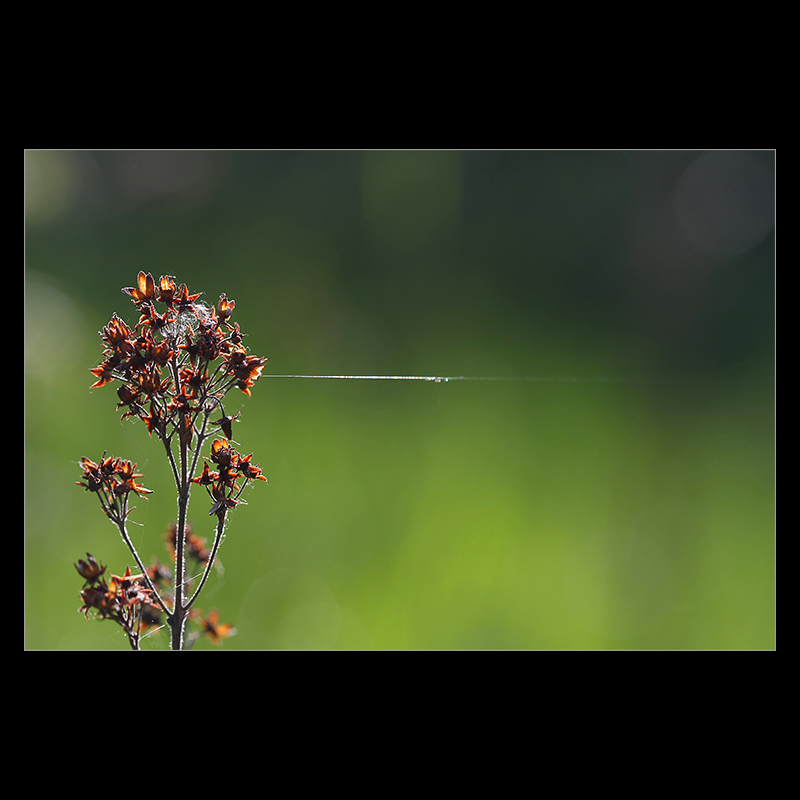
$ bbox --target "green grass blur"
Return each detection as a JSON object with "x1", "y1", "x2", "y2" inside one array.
[{"x1": 25, "y1": 150, "x2": 775, "y2": 649}]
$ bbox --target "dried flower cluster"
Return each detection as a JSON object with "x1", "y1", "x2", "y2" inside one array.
[
  {"x1": 194, "y1": 437, "x2": 267, "y2": 518},
  {"x1": 75, "y1": 273, "x2": 266, "y2": 649},
  {"x1": 76, "y1": 454, "x2": 152, "y2": 523},
  {"x1": 76, "y1": 553, "x2": 157, "y2": 649},
  {"x1": 90, "y1": 272, "x2": 266, "y2": 440},
  {"x1": 75, "y1": 547, "x2": 234, "y2": 649}
]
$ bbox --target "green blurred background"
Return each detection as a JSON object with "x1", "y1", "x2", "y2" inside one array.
[{"x1": 24, "y1": 150, "x2": 775, "y2": 650}]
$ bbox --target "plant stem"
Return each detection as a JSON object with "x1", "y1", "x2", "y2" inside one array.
[
  {"x1": 169, "y1": 417, "x2": 191, "y2": 650},
  {"x1": 112, "y1": 501, "x2": 170, "y2": 617}
]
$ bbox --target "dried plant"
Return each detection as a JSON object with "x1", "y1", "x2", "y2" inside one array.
[{"x1": 75, "y1": 273, "x2": 267, "y2": 649}]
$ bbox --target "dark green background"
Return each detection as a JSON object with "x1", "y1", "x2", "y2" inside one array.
[{"x1": 25, "y1": 150, "x2": 775, "y2": 649}]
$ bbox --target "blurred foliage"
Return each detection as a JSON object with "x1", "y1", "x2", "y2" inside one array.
[{"x1": 25, "y1": 150, "x2": 775, "y2": 649}]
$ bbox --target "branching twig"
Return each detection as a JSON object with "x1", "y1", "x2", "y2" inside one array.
[{"x1": 75, "y1": 274, "x2": 267, "y2": 649}]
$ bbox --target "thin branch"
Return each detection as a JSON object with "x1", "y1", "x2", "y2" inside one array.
[
  {"x1": 162, "y1": 434, "x2": 181, "y2": 490},
  {"x1": 185, "y1": 512, "x2": 227, "y2": 612},
  {"x1": 112, "y1": 508, "x2": 171, "y2": 617}
]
